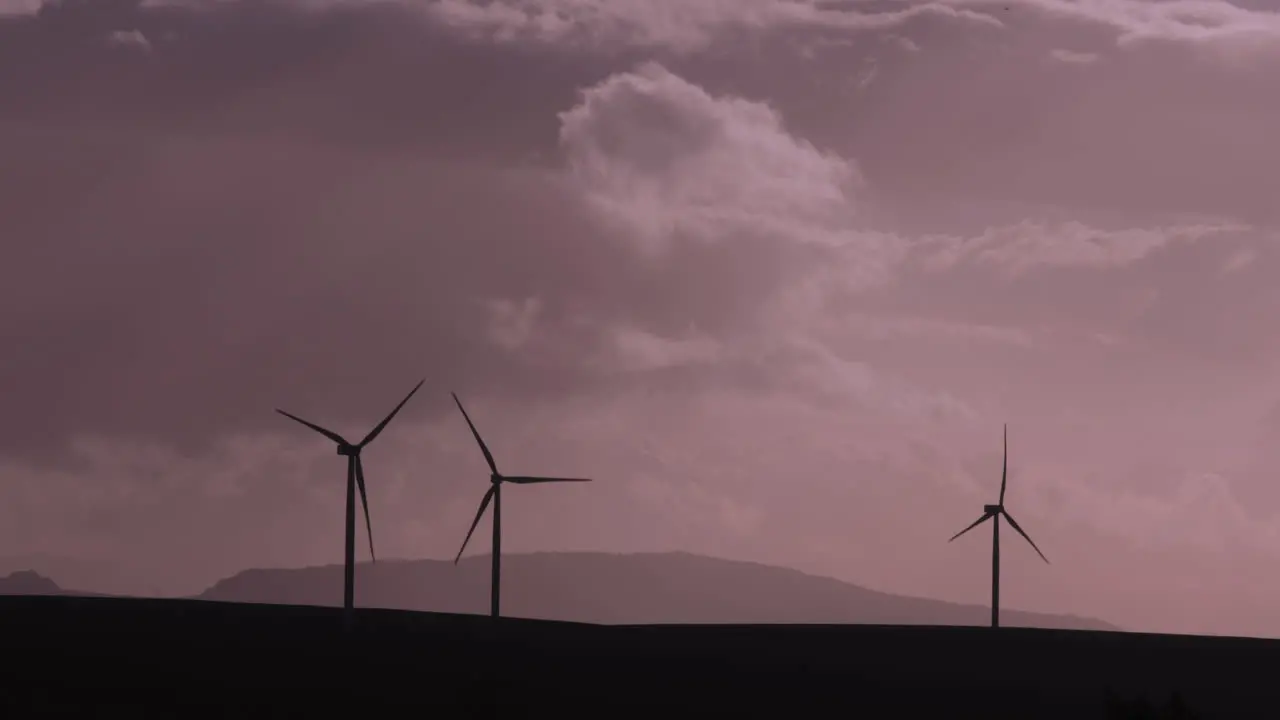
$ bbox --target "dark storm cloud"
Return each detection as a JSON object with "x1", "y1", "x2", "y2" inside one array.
[
  {"x1": 1, "y1": 0, "x2": 840, "y2": 460},
  {"x1": 5, "y1": 0, "x2": 1280, "y2": 465},
  {"x1": 9, "y1": 1, "x2": 1280, "y2": 639}
]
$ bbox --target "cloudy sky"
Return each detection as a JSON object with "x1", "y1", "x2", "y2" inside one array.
[{"x1": 4, "y1": 0, "x2": 1280, "y2": 637}]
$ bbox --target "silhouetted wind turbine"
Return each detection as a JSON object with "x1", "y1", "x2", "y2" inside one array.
[
  {"x1": 948, "y1": 424, "x2": 1048, "y2": 628},
  {"x1": 451, "y1": 392, "x2": 592, "y2": 619},
  {"x1": 275, "y1": 379, "x2": 424, "y2": 627}
]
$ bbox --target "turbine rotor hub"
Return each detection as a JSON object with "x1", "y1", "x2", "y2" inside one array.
[
  {"x1": 490, "y1": 473, "x2": 503, "y2": 484},
  {"x1": 984, "y1": 504, "x2": 1002, "y2": 514},
  {"x1": 337, "y1": 444, "x2": 359, "y2": 457}
]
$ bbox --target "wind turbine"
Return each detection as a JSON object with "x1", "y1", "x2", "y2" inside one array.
[
  {"x1": 451, "y1": 392, "x2": 592, "y2": 619},
  {"x1": 275, "y1": 379, "x2": 425, "y2": 627},
  {"x1": 948, "y1": 424, "x2": 1048, "y2": 628}
]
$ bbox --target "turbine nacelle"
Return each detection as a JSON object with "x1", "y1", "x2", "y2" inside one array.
[
  {"x1": 984, "y1": 504, "x2": 1002, "y2": 514},
  {"x1": 337, "y1": 444, "x2": 360, "y2": 457},
  {"x1": 490, "y1": 473, "x2": 503, "y2": 485}
]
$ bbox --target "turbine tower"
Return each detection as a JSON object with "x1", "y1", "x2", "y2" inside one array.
[
  {"x1": 948, "y1": 424, "x2": 1048, "y2": 628},
  {"x1": 451, "y1": 392, "x2": 592, "y2": 619},
  {"x1": 275, "y1": 379, "x2": 424, "y2": 627}
]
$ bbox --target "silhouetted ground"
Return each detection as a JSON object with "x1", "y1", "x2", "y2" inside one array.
[{"x1": 0, "y1": 595, "x2": 1271, "y2": 718}]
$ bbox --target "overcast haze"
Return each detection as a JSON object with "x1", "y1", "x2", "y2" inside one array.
[{"x1": 3, "y1": 0, "x2": 1280, "y2": 638}]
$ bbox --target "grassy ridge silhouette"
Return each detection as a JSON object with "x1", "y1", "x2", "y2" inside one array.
[{"x1": 0, "y1": 595, "x2": 1247, "y2": 718}]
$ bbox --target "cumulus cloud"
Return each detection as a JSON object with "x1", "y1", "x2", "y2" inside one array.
[
  {"x1": 1220, "y1": 247, "x2": 1256, "y2": 274},
  {"x1": 0, "y1": 0, "x2": 41, "y2": 17},
  {"x1": 1039, "y1": 464, "x2": 1277, "y2": 554},
  {"x1": 559, "y1": 62, "x2": 863, "y2": 254},
  {"x1": 425, "y1": 0, "x2": 1280, "y2": 61},
  {"x1": 106, "y1": 28, "x2": 151, "y2": 51},
  {"x1": 11, "y1": 0, "x2": 1280, "y2": 63},
  {"x1": 427, "y1": 0, "x2": 1003, "y2": 52},
  {"x1": 949, "y1": 0, "x2": 1280, "y2": 55},
  {"x1": 484, "y1": 297, "x2": 543, "y2": 351},
  {"x1": 855, "y1": 58, "x2": 880, "y2": 89},
  {"x1": 595, "y1": 325, "x2": 724, "y2": 373},
  {"x1": 777, "y1": 337, "x2": 979, "y2": 422},
  {"x1": 1049, "y1": 47, "x2": 1099, "y2": 63},
  {"x1": 832, "y1": 314, "x2": 1039, "y2": 349},
  {"x1": 891, "y1": 33, "x2": 923, "y2": 51},
  {"x1": 915, "y1": 220, "x2": 1251, "y2": 275}
]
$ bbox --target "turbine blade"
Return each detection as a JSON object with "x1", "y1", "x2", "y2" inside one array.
[
  {"x1": 948, "y1": 512, "x2": 994, "y2": 543},
  {"x1": 1001, "y1": 510, "x2": 1048, "y2": 564},
  {"x1": 355, "y1": 457, "x2": 376, "y2": 563},
  {"x1": 276, "y1": 409, "x2": 348, "y2": 446},
  {"x1": 999, "y1": 423, "x2": 1008, "y2": 505},
  {"x1": 359, "y1": 379, "x2": 425, "y2": 448},
  {"x1": 454, "y1": 486, "x2": 496, "y2": 564},
  {"x1": 503, "y1": 476, "x2": 593, "y2": 485},
  {"x1": 452, "y1": 392, "x2": 499, "y2": 475}
]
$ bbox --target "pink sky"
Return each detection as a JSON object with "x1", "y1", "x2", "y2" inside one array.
[{"x1": 3, "y1": 0, "x2": 1280, "y2": 637}]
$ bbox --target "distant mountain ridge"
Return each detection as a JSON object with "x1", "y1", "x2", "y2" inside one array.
[
  {"x1": 0, "y1": 570, "x2": 65, "y2": 596},
  {"x1": 198, "y1": 551, "x2": 1117, "y2": 631},
  {"x1": 0, "y1": 554, "x2": 157, "y2": 597}
]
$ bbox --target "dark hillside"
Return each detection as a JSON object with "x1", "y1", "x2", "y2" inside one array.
[{"x1": 0, "y1": 595, "x2": 1272, "y2": 718}]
